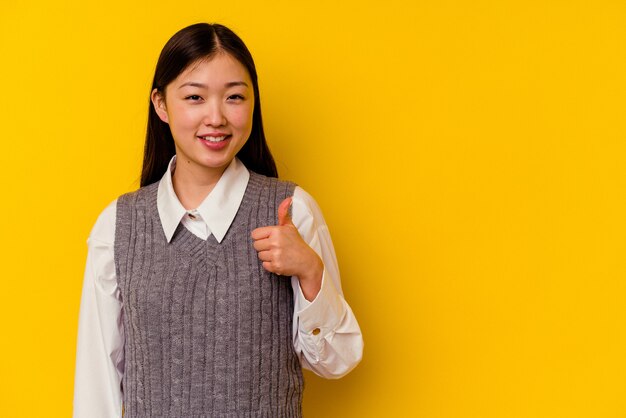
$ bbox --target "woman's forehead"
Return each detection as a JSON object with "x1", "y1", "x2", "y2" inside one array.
[{"x1": 176, "y1": 53, "x2": 251, "y2": 84}]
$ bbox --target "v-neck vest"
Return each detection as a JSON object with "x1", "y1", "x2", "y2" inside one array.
[{"x1": 114, "y1": 171, "x2": 303, "y2": 417}]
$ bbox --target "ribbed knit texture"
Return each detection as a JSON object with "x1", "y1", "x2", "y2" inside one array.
[{"x1": 114, "y1": 172, "x2": 303, "y2": 418}]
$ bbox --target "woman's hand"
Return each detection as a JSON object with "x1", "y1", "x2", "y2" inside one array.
[{"x1": 251, "y1": 197, "x2": 323, "y2": 301}]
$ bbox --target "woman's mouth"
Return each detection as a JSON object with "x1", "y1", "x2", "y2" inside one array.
[
  {"x1": 197, "y1": 134, "x2": 231, "y2": 150},
  {"x1": 198, "y1": 135, "x2": 229, "y2": 143}
]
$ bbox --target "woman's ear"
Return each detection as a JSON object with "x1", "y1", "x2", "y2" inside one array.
[{"x1": 151, "y1": 88, "x2": 169, "y2": 123}]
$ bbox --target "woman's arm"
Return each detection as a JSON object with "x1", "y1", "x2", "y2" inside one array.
[
  {"x1": 250, "y1": 186, "x2": 363, "y2": 377},
  {"x1": 289, "y1": 187, "x2": 364, "y2": 378},
  {"x1": 73, "y1": 200, "x2": 124, "y2": 418}
]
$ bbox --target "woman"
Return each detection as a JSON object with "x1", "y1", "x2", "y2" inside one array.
[{"x1": 74, "y1": 23, "x2": 362, "y2": 417}]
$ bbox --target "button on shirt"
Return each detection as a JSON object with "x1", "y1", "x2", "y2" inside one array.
[{"x1": 73, "y1": 156, "x2": 364, "y2": 418}]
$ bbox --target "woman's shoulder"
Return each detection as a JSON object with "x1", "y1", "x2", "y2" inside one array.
[
  {"x1": 245, "y1": 171, "x2": 324, "y2": 219},
  {"x1": 248, "y1": 170, "x2": 297, "y2": 188},
  {"x1": 88, "y1": 181, "x2": 161, "y2": 247},
  {"x1": 116, "y1": 181, "x2": 160, "y2": 206},
  {"x1": 88, "y1": 198, "x2": 118, "y2": 245},
  {"x1": 292, "y1": 186, "x2": 321, "y2": 213},
  {"x1": 245, "y1": 171, "x2": 298, "y2": 204},
  {"x1": 291, "y1": 186, "x2": 328, "y2": 229},
  {"x1": 88, "y1": 182, "x2": 159, "y2": 244}
]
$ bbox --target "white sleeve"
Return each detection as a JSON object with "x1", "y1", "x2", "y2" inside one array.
[
  {"x1": 73, "y1": 199, "x2": 124, "y2": 418},
  {"x1": 290, "y1": 187, "x2": 364, "y2": 379}
]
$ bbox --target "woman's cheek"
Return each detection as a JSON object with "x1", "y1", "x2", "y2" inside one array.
[{"x1": 227, "y1": 106, "x2": 248, "y2": 124}]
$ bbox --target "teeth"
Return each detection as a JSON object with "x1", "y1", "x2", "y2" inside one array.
[{"x1": 201, "y1": 135, "x2": 227, "y2": 142}]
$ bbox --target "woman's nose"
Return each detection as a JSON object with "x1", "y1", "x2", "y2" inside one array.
[{"x1": 203, "y1": 102, "x2": 226, "y2": 127}]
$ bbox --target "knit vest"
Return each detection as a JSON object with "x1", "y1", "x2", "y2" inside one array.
[{"x1": 114, "y1": 171, "x2": 304, "y2": 418}]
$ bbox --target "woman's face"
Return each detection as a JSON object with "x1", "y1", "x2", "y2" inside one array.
[{"x1": 151, "y1": 53, "x2": 254, "y2": 175}]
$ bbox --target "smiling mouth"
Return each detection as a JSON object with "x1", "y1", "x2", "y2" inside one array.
[{"x1": 198, "y1": 135, "x2": 229, "y2": 143}]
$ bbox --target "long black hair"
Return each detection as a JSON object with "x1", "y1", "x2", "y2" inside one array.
[{"x1": 141, "y1": 23, "x2": 278, "y2": 187}]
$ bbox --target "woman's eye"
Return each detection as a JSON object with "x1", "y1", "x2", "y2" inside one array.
[
  {"x1": 228, "y1": 94, "x2": 244, "y2": 101},
  {"x1": 185, "y1": 95, "x2": 202, "y2": 101}
]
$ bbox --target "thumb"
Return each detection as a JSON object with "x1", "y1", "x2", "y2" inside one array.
[{"x1": 277, "y1": 197, "x2": 294, "y2": 226}]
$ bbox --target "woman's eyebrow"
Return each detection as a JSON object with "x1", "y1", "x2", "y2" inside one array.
[
  {"x1": 225, "y1": 81, "x2": 249, "y2": 88},
  {"x1": 178, "y1": 81, "x2": 249, "y2": 89}
]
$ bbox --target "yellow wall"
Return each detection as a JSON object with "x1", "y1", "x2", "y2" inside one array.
[{"x1": 1, "y1": 1, "x2": 625, "y2": 416}]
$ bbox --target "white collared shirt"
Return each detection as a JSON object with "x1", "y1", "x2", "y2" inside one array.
[{"x1": 73, "y1": 157, "x2": 363, "y2": 418}]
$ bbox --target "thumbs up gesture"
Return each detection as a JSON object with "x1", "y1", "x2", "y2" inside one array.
[{"x1": 251, "y1": 197, "x2": 323, "y2": 300}]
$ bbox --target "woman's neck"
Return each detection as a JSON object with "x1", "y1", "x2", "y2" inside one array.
[{"x1": 171, "y1": 159, "x2": 228, "y2": 210}]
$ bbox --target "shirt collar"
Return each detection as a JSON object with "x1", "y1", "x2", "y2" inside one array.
[{"x1": 156, "y1": 156, "x2": 250, "y2": 243}]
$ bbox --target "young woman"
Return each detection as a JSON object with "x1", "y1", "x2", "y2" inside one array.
[{"x1": 74, "y1": 23, "x2": 363, "y2": 417}]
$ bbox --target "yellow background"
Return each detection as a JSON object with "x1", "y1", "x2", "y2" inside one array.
[{"x1": 1, "y1": 1, "x2": 625, "y2": 417}]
